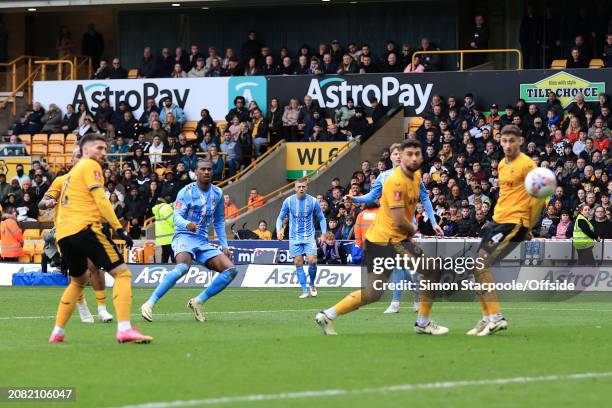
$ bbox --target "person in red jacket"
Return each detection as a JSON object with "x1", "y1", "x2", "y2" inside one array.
[{"x1": 0, "y1": 211, "x2": 24, "y2": 261}]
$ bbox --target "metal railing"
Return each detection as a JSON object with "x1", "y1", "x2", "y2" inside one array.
[
  {"x1": 36, "y1": 59, "x2": 76, "y2": 81},
  {"x1": 0, "y1": 55, "x2": 49, "y2": 116},
  {"x1": 411, "y1": 48, "x2": 522, "y2": 71},
  {"x1": 232, "y1": 140, "x2": 355, "y2": 218}
]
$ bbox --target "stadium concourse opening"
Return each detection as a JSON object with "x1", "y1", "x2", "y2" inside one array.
[{"x1": 0, "y1": 0, "x2": 611, "y2": 407}]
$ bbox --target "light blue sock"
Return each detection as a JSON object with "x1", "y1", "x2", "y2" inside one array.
[
  {"x1": 196, "y1": 267, "x2": 238, "y2": 304},
  {"x1": 295, "y1": 266, "x2": 308, "y2": 293},
  {"x1": 149, "y1": 263, "x2": 190, "y2": 305},
  {"x1": 308, "y1": 264, "x2": 317, "y2": 286},
  {"x1": 391, "y1": 268, "x2": 407, "y2": 302}
]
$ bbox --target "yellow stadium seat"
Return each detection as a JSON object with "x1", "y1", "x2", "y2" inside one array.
[
  {"x1": 551, "y1": 59, "x2": 567, "y2": 69},
  {"x1": 128, "y1": 69, "x2": 138, "y2": 79},
  {"x1": 23, "y1": 229, "x2": 41, "y2": 240},
  {"x1": 589, "y1": 59, "x2": 604, "y2": 68},
  {"x1": 22, "y1": 241, "x2": 35, "y2": 256},
  {"x1": 18, "y1": 254, "x2": 31, "y2": 263},
  {"x1": 32, "y1": 254, "x2": 42, "y2": 263},
  {"x1": 184, "y1": 131, "x2": 197, "y2": 141},
  {"x1": 64, "y1": 144, "x2": 75, "y2": 154},
  {"x1": 31, "y1": 143, "x2": 48, "y2": 156},
  {"x1": 34, "y1": 240, "x2": 44, "y2": 254},
  {"x1": 18, "y1": 134, "x2": 31, "y2": 145},
  {"x1": 47, "y1": 155, "x2": 66, "y2": 168},
  {"x1": 65, "y1": 133, "x2": 77, "y2": 144},
  {"x1": 155, "y1": 167, "x2": 167, "y2": 177},
  {"x1": 183, "y1": 121, "x2": 198, "y2": 132},
  {"x1": 48, "y1": 144, "x2": 64, "y2": 155},
  {"x1": 49, "y1": 133, "x2": 65, "y2": 145},
  {"x1": 32, "y1": 133, "x2": 47, "y2": 143}
]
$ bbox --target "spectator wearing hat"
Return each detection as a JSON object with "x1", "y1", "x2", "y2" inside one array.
[
  {"x1": 526, "y1": 117, "x2": 549, "y2": 149},
  {"x1": 335, "y1": 98, "x2": 356, "y2": 129},
  {"x1": 304, "y1": 109, "x2": 327, "y2": 139},
  {"x1": 346, "y1": 107, "x2": 371, "y2": 140},
  {"x1": 330, "y1": 40, "x2": 344, "y2": 63},
  {"x1": 486, "y1": 104, "x2": 501, "y2": 124}
]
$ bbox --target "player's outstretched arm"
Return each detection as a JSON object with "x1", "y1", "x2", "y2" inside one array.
[
  {"x1": 275, "y1": 199, "x2": 289, "y2": 239},
  {"x1": 352, "y1": 177, "x2": 382, "y2": 204},
  {"x1": 419, "y1": 181, "x2": 439, "y2": 227}
]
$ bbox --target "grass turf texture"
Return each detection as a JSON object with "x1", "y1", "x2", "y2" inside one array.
[{"x1": 1, "y1": 287, "x2": 612, "y2": 408}]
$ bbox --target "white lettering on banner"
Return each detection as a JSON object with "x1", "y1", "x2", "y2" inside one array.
[
  {"x1": 307, "y1": 77, "x2": 433, "y2": 114},
  {"x1": 34, "y1": 78, "x2": 230, "y2": 121},
  {"x1": 242, "y1": 264, "x2": 361, "y2": 288},
  {"x1": 131, "y1": 265, "x2": 217, "y2": 285}
]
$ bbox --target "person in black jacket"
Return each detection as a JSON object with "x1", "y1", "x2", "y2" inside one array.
[
  {"x1": 138, "y1": 47, "x2": 157, "y2": 78},
  {"x1": 60, "y1": 104, "x2": 79, "y2": 133},
  {"x1": 519, "y1": 5, "x2": 543, "y2": 69},
  {"x1": 157, "y1": 48, "x2": 174, "y2": 78},
  {"x1": 138, "y1": 98, "x2": 160, "y2": 126},
  {"x1": 116, "y1": 111, "x2": 141, "y2": 140},
  {"x1": 317, "y1": 232, "x2": 347, "y2": 265},
  {"x1": 346, "y1": 107, "x2": 371, "y2": 140},
  {"x1": 81, "y1": 24, "x2": 104, "y2": 70},
  {"x1": 225, "y1": 96, "x2": 250, "y2": 123},
  {"x1": 266, "y1": 98, "x2": 283, "y2": 145},
  {"x1": 108, "y1": 58, "x2": 128, "y2": 79},
  {"x1": 566, "y1": 48, "x2": 588, "y2": 68},
  {"x1": 467, "y1": 14, "x2": 490, "y2": 67},
  {"x1": 593, "y1": 206, "x2": 611, "y2": 239},
  {"x1": 456, "y1": 207, "x2": 473, "y2": 237},
  {"x1": 240, "y1": 30, "x2": 262, "y2": 64},
  {"x1": 369, "y1": 96, "x2": 389, "y2": 124},
  {"x1": 92, "y1": 59, "x2": 110, "y2": 79},
  {"x1": 124, "y1": 187, "x2": 146, "y2": 238}
]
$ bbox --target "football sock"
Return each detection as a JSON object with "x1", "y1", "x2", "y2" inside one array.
[
  {"x1": 112, "y1": 269, "x2": 132, "y2": 325},
  {"x1": 149, "y1": 263, "x2": 189, "y2": 305},
  {"x1": 475, "y1": 267, "x2": 501, "y2": 316},
  {"x1": 308, "y1": 265, "x2": 317, "y2": 286},
  {"x1": 295, "y1": 266, "x2": 308, "y2": 292},
  {"x1": 196, "y1": 267, "x2": 238, "y2": 304},
  {"x1": 77, "y1": 292, "x2": 85, "y2": 304},
  {"x1": 417, "y1": 300, "x2": 433, "y2": 327},
  {"x1": 54, "y1": 280, "x2": 86, "y2": 329},
  {"x1": 331, "y1": 290, "x2": 363, "y2": 317},
  {"x1": 391, "y1": 268, "x2": 409, "y2": 302},
  {"x1": 95, "y1": 290, "x2": 107, "y2": 306}
]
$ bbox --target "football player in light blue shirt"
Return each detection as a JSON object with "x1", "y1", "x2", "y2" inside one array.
[
  {"x1": 141, "y1": 159, "x2": 236, "y2": 322},
  {"x1": 345, "y1": 143, "x2": 443, "y2": 314},
  {"x1": 276, "y1": 179, "x2": 327, "y2": 298}
]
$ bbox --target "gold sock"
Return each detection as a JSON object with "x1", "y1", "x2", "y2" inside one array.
[
  {"x1": 475, "y1": 267, "x2": 501, "y2": 316},
  {"x1": 333, "y1": 290, "x2": 363, "y2": 316},
  {"x1": 55, "y1": 281, "x2": 85, "y2": 329},
  {"x1": 77, "y1": 292, "x2": 85, "y2": 304},
  {"x1": 95, "y1": 290, "x2": 107, "y2": 307},
  {"x1": 418, "y1": 300, "x2": 433, "y2": 317},
  {"x1": 479, "y1": 299, "x2": 490, "y2": 317},
  {"x1": 112, "y1": 269, "x2": 132, "y2": 322}
]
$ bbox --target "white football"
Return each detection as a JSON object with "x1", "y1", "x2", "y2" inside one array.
[{"x1": 524, "y1": 167, "x2": 557, "y2": 198}]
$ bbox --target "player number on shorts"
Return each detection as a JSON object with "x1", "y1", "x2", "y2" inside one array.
[{"x1": 489, "y1": 232, "x2": 504, "y2": 244}]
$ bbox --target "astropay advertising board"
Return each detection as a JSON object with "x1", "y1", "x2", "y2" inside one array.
[{"x1": 33, "y1": 76, "x2": 268, "y2": 121}]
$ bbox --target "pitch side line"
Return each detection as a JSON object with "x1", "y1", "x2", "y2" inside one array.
[
  {"x1": 3, "y1": 305, "x2": 612, "y2": 321},
  {"x1": 112, "y1": 371, "x2": 612, "y2": 408}
]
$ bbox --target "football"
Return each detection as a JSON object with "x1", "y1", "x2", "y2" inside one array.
[{"x1": 524, "y1": 167, "x2": 557, "y2": 198}]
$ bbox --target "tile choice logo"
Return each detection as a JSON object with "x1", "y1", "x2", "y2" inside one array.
[{"x1": 520, "y1": 71, "x2": 605, "y2": 108}]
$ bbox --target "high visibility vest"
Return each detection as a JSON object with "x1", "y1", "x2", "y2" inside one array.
[
  {"x1": 573, "y1": 214, "x2": 595, "y2": 249},
  {"x1": 153, "y1": 203, "x2": 174, "y2": 246},
  {"x1": 0, "y1": 218, "x2": 24, "y2": 257},
  {"x1": 354, "y1": 208, "x2": 378, "y2": 248}
]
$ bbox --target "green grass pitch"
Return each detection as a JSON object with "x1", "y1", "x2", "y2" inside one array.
[{"x1": 1, "y1": 287, "x2": 612, "y2": 408}]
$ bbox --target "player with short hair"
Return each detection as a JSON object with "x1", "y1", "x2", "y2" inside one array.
[
  {"x1": 345, "y1": 142, "x2": 443, "y2": 314},
  {"x1": 467, "y1": 124, "x2": 545, "y2": 336},
  {"x1": 316, "y1": 140, "x2": 449, "y2": 335},
  {"x1": 276, "y1": 179, "x2": 327, "y2": 298},
  {"x1": 49, "y1": 133, "x2": 151, "y2": 343},
  {"x1": 39, "y1": 147, "x2": 113, "y2": 324},
  {"x1": 141, "y1": 159, "x2": 236, "y2": 322}
]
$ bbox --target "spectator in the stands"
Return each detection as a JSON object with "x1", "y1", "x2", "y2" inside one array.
[
  {"x1": 138, "y1": 47, "x2": 157, "y2": 78},
  {"x1": 111, "y1": 101, "x2": 129, "y2": 129},
  {"x1": 160, "y1": 96, "x2": 186, "y2": 124},
  {"x1": 41, "y1": 104, "x2": 62, "y2": 133},
  {"x1": 160, "y1": 112, "x2": 180, "y2": 139},
  {"x1": 206, "y1": 57, "x2": 224, "y2": 77},
  {"x1": 336, "y1": 215, "x2": 355, "y2": 240},
  {"x1": 318, "y1": 231, "x2": 347, "y2": 265},
  {"x1": 381, "y1": 52, "x2": 403, "y2": 72},
  {"x1": 225, "y1": 96, "x2": 250, "y2": 123},
  {"x1": 205, "y1": 46, "x2": 219, "y2": 69},
  {"x1": 319, "y1": 53, "x2": 338, "y2": 74},
  {"x1": 59, "y1": 104, "x2": 78, "y2": 133},
  {"x1": 347, "y1": 106, "x2": 371, "y2": 140},
  {"x1": 108, "y1": 136, "x2": 129, "y2": 162},
  {"x1": 124, "y1": 187, "x2": 146, "y2": 238},
  {"x1": 369, "y1": 96, "x2": 389, "y2": 124},
  {"x1": 566, "y1": 47, "x2": 588, "y2": 68},
  {"x1": 593, "y1": 206, "x2": 611, "y2": 239},
  {"x1": 335, "y1": 98, "x2": 355, "y2": 129},
  {"x1": 247, "y1": 188, "x2": 265, "y2": 210},
  {"x1": 282, "y1": 97, "x2": 300, "y2": 142},
  {"x1": 253, "y1": 220, "x2": 272, "y2": 240},
  {"x1": 116, "y1": 110, "x2": 140, "y2": 140},
  {"x1": 244, "y1": 57, "x2": 260, "y2": 76},
  {"x1": 250, "y1": 108, "x2": 268, "y2": 156},
  {"x1": 404, "y1": 54, "x2": 425, "y2": 73},
  {"x1": 188, "y1": 44, "x2": 203, "y2": 68},
  {"x1": 171, "y1": 62, "x2": 188, "y2": 78},
  {"x1": 266, "y1": 98, "x2": 283, "y2": 145},
  {"x1": 221, "y1": 48, "x2": 235, "y2": 70},
  {"x1": 297, "y1": 95, "x2": 318, "y2": 132},
  {"x1": 220, "y1": 130, "x2": 240, "y2": 177},
  {"x1": 174, "y1": 47, "x2": 190, "y2": 72},
  {"x1": 180, "y1": 145, "x2": 198, "y2": 172},
  {"x1": 0, "y1": 174, "x2": 10, "y2": 204},
  {"x1": 323, "y1": 123, "x2": 347, "y2": 142},
  {"x1": 14, "y1": 102, "x2": 45, "y2": 134},
  {"x1": 131, "y1": 133, "x2": 151, "y2": 153},
  {"x1": 261, "y1": 55, "x2": 279, "y2": 75},
  {"x1": 603, "y1": 33, "x2": 612, "y2": 68},
  {"x1": 147, "y1": 135, "x2": 167, "y2": 166},
  {"x1": 208, "y1": 145, "x2": 224, "y2": 181},
  {"x1": 304, "y1": 109, "x2": 327, "y2": 139},
  {"x1": 93, "y1": 58, "x2": 110, "y2": 79},
  {"x1": 547, "y1": 209, "x2": 573, "y2": 239},
  {"x1": 224, "y1": 194, "x2": 239, "y2": 220},
  {"x1": 156, "y1": 47, "x2": 173, "y2": 77},
  {"x1": 417, "y1": 37, "x2": 441, "y2": 71},
  {"x1": 279, "y1": 56, "x2": 295, "y2": 75},
  {"x1": 188, "y1": 57, "x2": 206, "y2": 77},
  {"x1": 337, "y1": 54, "x2": 359, "y2": 74},
  {"x1": 108, "y1": 58, "x2": 128, "y2": 79}
]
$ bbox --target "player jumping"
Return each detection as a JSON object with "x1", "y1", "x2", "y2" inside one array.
[
  {"x1": 467, "y1": 125, "x2": 545, "y2": 336},
  {"x1": 39, "y1": 146, "x2": 114, "y2": 324},
  {"x1": 276, "y1": 179, "x2": 327, "y2": 299},
  {"x1": 316, "y1": 140, "x2": 448, "y2": 335},
  {"x1": 49, "y1": 133, "x2": 151, "y2": 343},
  {"x1": 141, "y1": 159, "x2": 237, "y2": 322},
  {"x1": 345, "y1": 142, "x2": 443, "y2": 314}
]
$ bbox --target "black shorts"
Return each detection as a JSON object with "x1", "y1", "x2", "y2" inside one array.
[
  {"x1": 58, "y1": 223, "x2": 124, "y2": 277},
  {"x1": 364, "y1": 239, "x2": 423, "y2": 276},
  {"x1": 478, "y1": 221, "x2": 529, "y2": 263}
]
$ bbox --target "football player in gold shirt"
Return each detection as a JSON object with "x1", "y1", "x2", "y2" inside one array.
[
  {"x1": 468, "y1": 124, "x2": 545, "y2": 336},
  {"x1": 39, "y1": 147, "x2": 113, "y2": 324},
  {"x1": 315, "y1": 140, "x2": 448, "y2": 335},
  {"x1": 49, "y1": 133, "x2": 152, "y2": 344}
]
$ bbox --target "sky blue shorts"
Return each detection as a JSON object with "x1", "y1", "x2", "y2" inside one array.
[
  {"x1": 172, "y1": 233, "x2": 223, "y2": 265},
  {"x1": 289, "y1": 241, "x2": 317, "y2": 257}
]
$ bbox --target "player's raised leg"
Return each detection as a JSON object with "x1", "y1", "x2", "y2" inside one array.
[
  {"x1": 141, "y1": 251, "x2": 192, "y2": 322},
  {"x1": 188, "y1": 248, "x2": 238, "y2": 322}
]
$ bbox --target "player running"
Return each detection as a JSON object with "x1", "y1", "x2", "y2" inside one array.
[
  {"x1": 49, "y1": 133, "x2": 151, "y2": 344},
  {"x1": 276, "y1": 179, "x2": 326, "y2": 299},
  {"x1": 39, "y1": 146, "x2": 113, "y2": 324},
  {"x1": 345, "y1": 143, "x2": 443, "y2": 314},
  {"x1": 467, "y1": 125, "x2": 545, "y2": 336},
  {"x1": 141, "y1": 159, "x2": 237, "y2": 322},
  {"x1": 316, "y1": 140, "x2": 448, "y2": 335}
]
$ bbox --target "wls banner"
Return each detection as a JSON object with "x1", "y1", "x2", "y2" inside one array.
[
  {"x1": 33, "y1": 76, "x2": 267, "y2": 121},
  {"x1": 268, "y1": 69, "x2": 609, "y2": 116},
  {"x1": 285, "y1": 142, "x2": 347, "y2": 179}
]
